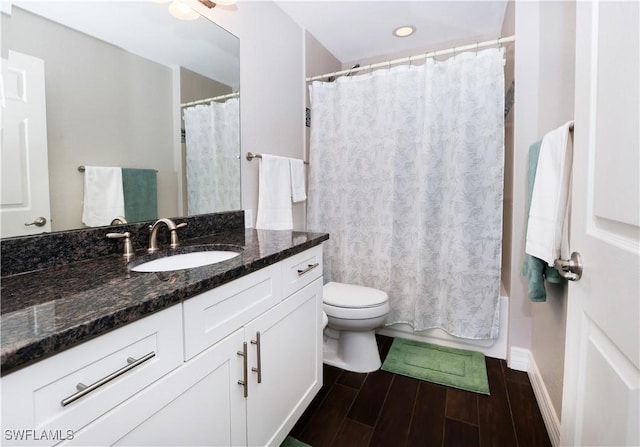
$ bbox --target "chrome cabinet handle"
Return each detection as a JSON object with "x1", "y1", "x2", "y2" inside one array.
[
  {"x1": 297, "y1": 263, "x2": 319, "y2": 276},
  {"x1": 251, "y1": 331, "x2": 262, "y2": 384},
  {"x1": 554, "y1": 252, "x2": 583, "y2": 281},
  {"x1": 25, "y1": 217, "x2": 47, "y2": 227},
  {"x1": 237, "y1": 342, "x2": 248, "y2": 398},
  {"x1": 60, "y1": 351, "x2": 155, "y2": 407}
]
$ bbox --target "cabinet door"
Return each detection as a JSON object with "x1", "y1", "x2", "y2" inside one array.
[
  {"x1": 245, "y1": 278, "x2": 323, "y2": 447},
  {"x1": 65, "y1": 329, "x2": 247, "y2": 447}
]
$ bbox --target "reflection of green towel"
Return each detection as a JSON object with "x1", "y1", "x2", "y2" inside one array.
[
  {"x1": 522, "y1": 141, "x2": 564, "y2": 302},
  {"x1": 122, "y1": 168, "x2": 158, "y2": 223}
]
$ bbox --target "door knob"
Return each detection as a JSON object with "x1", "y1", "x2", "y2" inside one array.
[
  {"x1": 554, "y1": 252, "x2": 583, "y2": 281},
  {"x1": 25, "y1": 217, "x2": 47, "y2": 227}
]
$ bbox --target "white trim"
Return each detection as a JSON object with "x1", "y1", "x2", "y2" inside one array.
[
  {"x1": 508, "y1": 346, "x2": 529, "y2": 371},
  {"x1": 510, "y1": 348, "x2": 561, "y2": 447}
]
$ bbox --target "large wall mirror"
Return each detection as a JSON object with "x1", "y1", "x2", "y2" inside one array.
[{"x1": 1, "y1": 1, "x2": 240, "y2": 237}]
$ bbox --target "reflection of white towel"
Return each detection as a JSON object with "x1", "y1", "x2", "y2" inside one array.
[
  {"x1": 256, "y1": 155, "x2": 293, "y2": 230},
  {"x1": 526, "y1": 121, "x2": 574, "y2": 266},
  {"x1": 290, "y1": 158, "x2": 307, "y2": 203},
  {"x1": 81, "y1": 166, "x2": 125, "y2": 227}
]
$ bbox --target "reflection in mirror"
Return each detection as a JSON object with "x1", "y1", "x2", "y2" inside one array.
[{"x1": 0, "y1": 1, "x2": 240, "y2": 238}]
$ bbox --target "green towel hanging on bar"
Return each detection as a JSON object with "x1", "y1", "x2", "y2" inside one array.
[
  {"x1": 122, "y1": 168, "x2": 158, "y2": 223},
  {"x1": 522, "y1": 141, "x2": 565, "y2": 302}
]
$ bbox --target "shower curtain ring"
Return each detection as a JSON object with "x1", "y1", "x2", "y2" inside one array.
[
  {"x1": 368, "y1": 64, "x2": 373, "y2": 75},
  {"x1": 475, "y1": 42, "x2": 479, "y2": 55},
  {"x1": 497, "y1": 37, "x2": 502, "y2": 49}
]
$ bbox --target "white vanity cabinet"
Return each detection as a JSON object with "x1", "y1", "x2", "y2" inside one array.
[
  {"x1": 67, "y1": 327, "x2": 248, "y2": 447},
  {"x1": 2, "y1": 245, "x2": 324, "y2": 447},
  {"x1": 175, "y1": 245, "x2": 323, "y2": 447},
  {"x1": 0, "y1": 304, "x2": 184, "y2": 446}
]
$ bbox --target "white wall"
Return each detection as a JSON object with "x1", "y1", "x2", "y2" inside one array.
[
  {"x1": 198, "y1": 2, "x2": 306, "y2": 229},
  {"x1": 512, "y1": 0, "x2": 575, "y2": 418}
]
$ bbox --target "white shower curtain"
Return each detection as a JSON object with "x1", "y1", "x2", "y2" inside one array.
[
  {"x1": 308, "y1": 48, "x2": 504, "y2": 339},
  {"x1": 184, "y1": 98, "x2": 240, "y2": 215}
]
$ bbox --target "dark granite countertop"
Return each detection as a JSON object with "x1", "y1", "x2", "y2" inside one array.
[{"x1": 1, "y1": 229, "x2": 329, "y2": 376}]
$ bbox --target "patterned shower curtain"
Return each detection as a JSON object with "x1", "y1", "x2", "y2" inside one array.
[
  {"x1": 183, "y1": 97, "x2": 240, "y2": 215},
  {"x1": 307, "y1": 48, "x2": 505, "y2": 339}
]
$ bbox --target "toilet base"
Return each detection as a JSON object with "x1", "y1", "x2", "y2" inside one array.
[{"x1": 323, "y1": 330, "x2": 382, "y2": 373}]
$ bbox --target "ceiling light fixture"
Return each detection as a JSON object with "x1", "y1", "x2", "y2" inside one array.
[
  {"x1": 393, "y1": 26, "x2": 416, "y2": 38},
  {"x1": 196, "y1": 0, "x2": 237, "y2": 8},
  {"x1": 168, "y1": 0, "x2": 236, "y2": 21},
  {"x1": 168, "y1": 1, "x2": 200, "y2": 20}
]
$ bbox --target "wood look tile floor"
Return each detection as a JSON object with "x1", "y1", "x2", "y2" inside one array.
[{"x1": 289, "y1": 335, "x2": 552, "y2": 447}]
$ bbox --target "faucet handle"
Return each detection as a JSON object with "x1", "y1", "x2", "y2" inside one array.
[
  {"x1": 170, "y1": 222, "x2": 188, "y2": 248},
  {"x1": 107, "y1": 232, "x2": 134, "y2": 259}
]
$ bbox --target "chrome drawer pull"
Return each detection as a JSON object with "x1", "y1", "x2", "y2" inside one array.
[
  {"x1": 60, "y1": 351, "x2": 156, "y2": 407},
  {"x1": 251, "y1": 331, "x2": 262, "y2": 384},
  {"x1": 237, "y1": 342, "x2": 248, "y2": 398},
  {"x1": 297, "y1": 263, "x2": 319, "y2": 276}
]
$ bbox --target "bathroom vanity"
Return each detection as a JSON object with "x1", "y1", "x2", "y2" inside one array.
[{"x1": 0, "y1": 214, "x2": 328, "y2": 446}]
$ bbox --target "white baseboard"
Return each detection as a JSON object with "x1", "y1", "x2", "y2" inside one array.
[
  {"x1": 508, "y1": 347, "x2": 530, "y2": 371},
  {"x1": 509, "y1": 347, "x2": 561, "y2": 447}
]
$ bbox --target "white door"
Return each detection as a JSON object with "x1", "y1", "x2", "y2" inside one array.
[
  {"x1": 1, "y1": 50, "x2": 52, "y2": 237},
  {"x1": 561, "y1": 2, "x2": 640, "y2": 446}
]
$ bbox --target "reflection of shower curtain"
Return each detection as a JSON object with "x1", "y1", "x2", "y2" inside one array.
[
  {"x1": 183, "y1": 98, "x2": 240, "y2": 215},
  {"x1": 308, "y1": 49, "x2": 505, "y2": 340}
]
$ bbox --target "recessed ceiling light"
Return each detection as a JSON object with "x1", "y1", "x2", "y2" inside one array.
[{"x1": 393, "y1": 26, "x2": 416, "y2": 38}]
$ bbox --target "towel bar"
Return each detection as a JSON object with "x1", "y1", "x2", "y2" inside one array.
[
  {"x1": 246, "y1": 152, "x2": 309, "y2": 165},
  {"x1": 78, "y1": 166, "x2": 158, "y2": 173}
]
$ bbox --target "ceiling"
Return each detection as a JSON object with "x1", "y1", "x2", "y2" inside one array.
[
  {"x1": 275, "y1": 1, "x2": 509, "y2": 65},
  {"x1": 9, "y1": 1, "x2": 240, "y2": 88}
]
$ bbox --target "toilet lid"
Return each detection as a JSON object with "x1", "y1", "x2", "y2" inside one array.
[{"x1": 323, "y1": 282, "x2": 388, "y2": 308}]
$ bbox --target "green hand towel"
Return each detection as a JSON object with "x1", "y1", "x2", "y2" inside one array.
[
  {"x1": 122, "y1": 168, "x2": 158, "y2": 223},
  {"x1": 522, "y1": 141, "x2": 564, "y2": 302}
]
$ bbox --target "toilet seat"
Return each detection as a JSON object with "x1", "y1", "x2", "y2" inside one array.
[
  {"x1": 323, "y1": 301, "x2": 390, "y2": 320},
  {"x1": 323, "y1": 282, "x2": 388, "y2": 308}
]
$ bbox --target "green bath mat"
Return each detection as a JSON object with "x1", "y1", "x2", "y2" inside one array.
[
  {"x1": 382, "y1": 338, "x2": 490, "y2": 395},
  {"x1": 280, "y1": 436, "x2": 311, "y2": 447}
]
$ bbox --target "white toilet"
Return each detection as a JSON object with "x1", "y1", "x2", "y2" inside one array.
[{"x1": 322, "y1": 282, "x2": 390, "y2": 373}]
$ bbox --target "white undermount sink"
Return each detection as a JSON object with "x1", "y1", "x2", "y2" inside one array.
[{"x1": 130, "y1": 250, "x2": 240, "y2": 273}]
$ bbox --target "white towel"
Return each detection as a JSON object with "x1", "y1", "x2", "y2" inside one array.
[
  {"x1": 256, "y1": 155, "x2": 293, "y2": 230},
  {"x1": 81, "y1": 166, "x2": 125, "y2": 227},
  {"x1": 290, "y1": 158, "x2": 307, "y2": 203},
  {"x1": 525, "y1": 121, "x2": 574, "y2": 266}
]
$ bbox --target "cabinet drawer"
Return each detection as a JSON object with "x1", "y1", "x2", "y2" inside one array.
[
  {"x1": 281, "y1": 245, "x2": 323, "y2": 298},
  {"x1": 1, "y1": 305, "x2": 183, "y2": 445},
  {"x1": 183, "y1": 262, "x2": 281, "y2": 360}
]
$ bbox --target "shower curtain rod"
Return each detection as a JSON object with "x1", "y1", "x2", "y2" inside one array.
[
  {"x1": 306, "y1": 35, "x2": 515, "y2": 82},
  {"x1": 180, "y1": 91, "x2": 239, "y2": 108}
]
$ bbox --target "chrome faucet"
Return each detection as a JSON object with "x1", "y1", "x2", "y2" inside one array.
[
  {"x1": 148, "y1": 218, "x2": 187, "y2": 253},
  {"x1": 110, "y1": 216, "x2": 128, "y2": 225}
]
